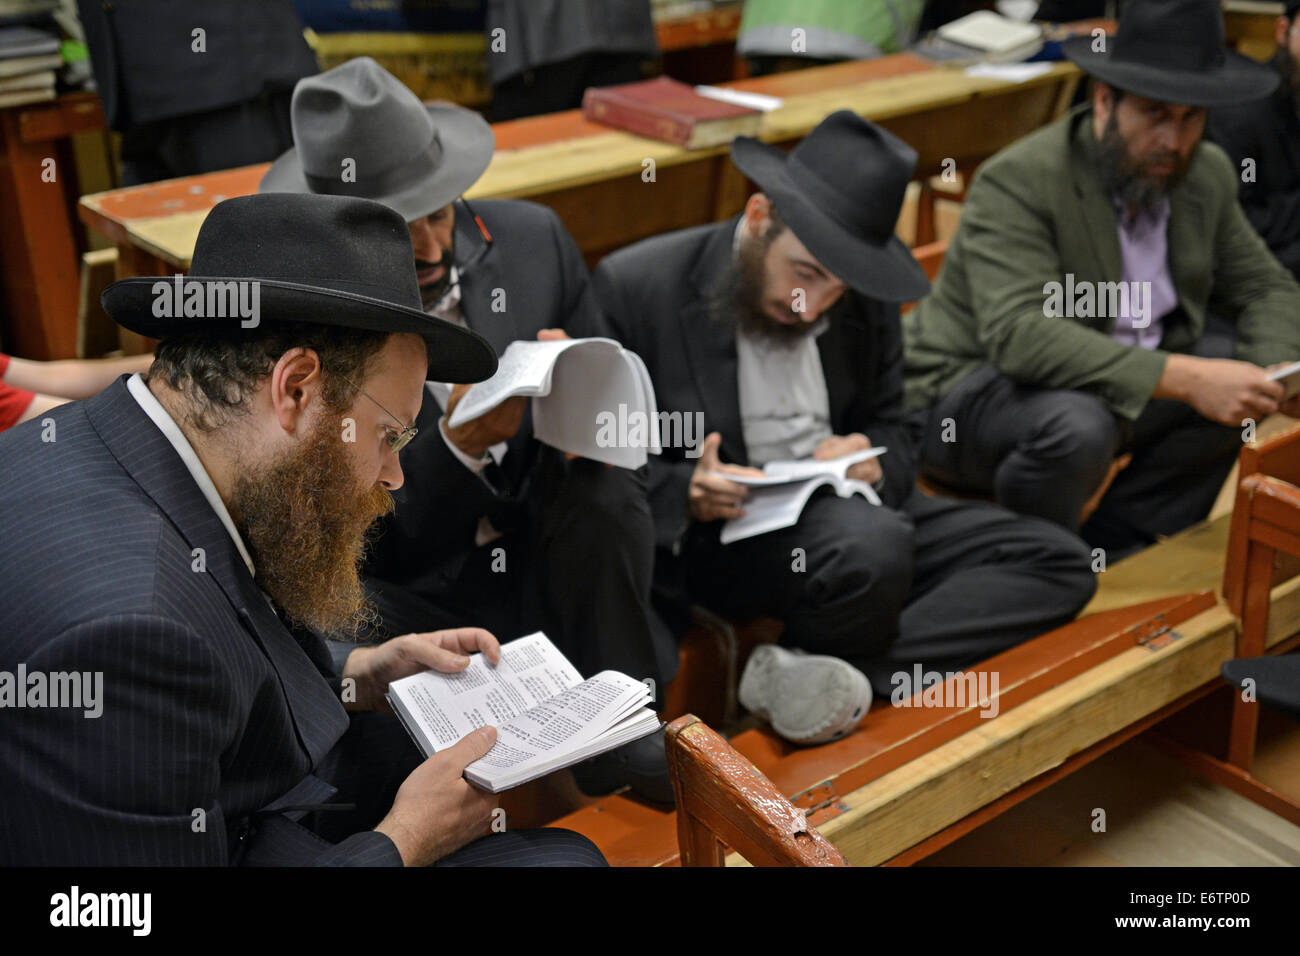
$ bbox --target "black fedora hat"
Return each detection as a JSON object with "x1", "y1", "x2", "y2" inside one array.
[
  {"x1": 1063, "y1": 0, "x2": 1277, "y2": 107},
  {"x1": 259, "y1": 56, "x2": 495, "y2": 222},
  {"x1": 102, "y1": 193, "x2": 498, "y2": 383},
  {"x1": 730, "y1": 111, "x2": 930, "y2": 303}
]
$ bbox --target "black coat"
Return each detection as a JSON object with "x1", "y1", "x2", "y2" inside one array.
[
  {"x1": 593, "y1": 217, "x2": 918, "y2": 554},
  {"x1": 363, "y1": 199, "x2": 607, "y2": 603},
  {"x1": 1208, "y1": 53, "x2": 1300, "y2": 278},
  {"x1": 77, "y1": 0, "x2": 317, "y2": 129},
  {"x1": 0, "y1": 379, "x2": 398, "y2": 865}
]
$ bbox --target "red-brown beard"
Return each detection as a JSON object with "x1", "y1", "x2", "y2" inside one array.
[{"x1": 230, "y1": 410, "x2": 394, "y2": 637}]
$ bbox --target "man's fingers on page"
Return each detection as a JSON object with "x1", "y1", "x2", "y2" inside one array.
[
  {"x1": 536, "y1": 328, "x2": 570, "y2": 341},
  {"x1": 456, "y1": 726, "x2": 498, "y2": 767},
  {"x1": 439, "y1": 626, "x2": 501, "y2": 663}
]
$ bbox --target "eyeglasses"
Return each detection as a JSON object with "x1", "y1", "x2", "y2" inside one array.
[{"x1": 341, "y1": 377, "x2": 418, "y2": 454}]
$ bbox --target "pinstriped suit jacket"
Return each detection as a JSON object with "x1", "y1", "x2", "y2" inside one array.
[{"x1": 0, "y1": 378, "x2": 400, "y2": 865}]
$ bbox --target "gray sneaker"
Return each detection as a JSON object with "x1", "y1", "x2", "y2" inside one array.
[{"x1": 738, "y1": 644, "x2": 872, "y2": 744}]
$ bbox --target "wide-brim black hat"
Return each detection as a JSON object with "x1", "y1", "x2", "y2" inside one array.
[
  {"x1": 102, "y1": 193, "x2": 498, "y2": 383},
  {"x1": 731, "y1": 110, "x2": 930, "y2": 303},
  {"x1": 259, "y1": 56, "x2": 495, "y2": 222},
  {"x1": 1063, "y1": 0, "x2": 1277, "y2": 107}
]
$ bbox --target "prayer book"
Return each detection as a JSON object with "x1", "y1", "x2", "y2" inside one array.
[
  {"x1": 718, "y1": 447, "x2": 886, "y2": 545},
  {"x1": 386, "y1": 632, "x2": 661, "y2": 793},
  {"x1": 917, "y1": 11, "x2": 1043, "y2": 64},
  {"x1": 582, "y1": 75, "x2": 762, "y2": 149},
  {"x1": 1269, "y1": 360, "x2": 1300, "y2": 400},
  {"x1": 445, "y1": 337, "x2": 661, "y2": 468}
]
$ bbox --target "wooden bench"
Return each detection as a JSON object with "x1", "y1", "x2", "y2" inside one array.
[{"x1": 565, "y1": 425, "x2": 1300, "y2": 866}]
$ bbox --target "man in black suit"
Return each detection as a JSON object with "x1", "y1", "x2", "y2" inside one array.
[
  {"x1": 596, "y1": 113, "x2": 1097, "y2": 744},
  {"x1": 0, "y1": 193, "x2": 606, "y2": 866},
  {"x1": 260, "y1": 58, "x2": 672, "y2": 800},
  {"x1": 1209, "y1": 0, "x2": 1300, "y2": 280}
]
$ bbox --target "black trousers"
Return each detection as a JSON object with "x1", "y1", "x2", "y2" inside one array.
[
  {"x1": 365, "y1": 453, "x2": 676, "y2": 693},
  {"x1": 912, "y1": 322, "x2": 1241, "y2": 556},
  {"x1": 680, "y1": 488, "x2": 1096, "y2": 697}
]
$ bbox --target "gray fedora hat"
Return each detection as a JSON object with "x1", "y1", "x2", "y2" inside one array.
[{"x1": 259, "y1": 57, "x2": 496, "y2": 222}]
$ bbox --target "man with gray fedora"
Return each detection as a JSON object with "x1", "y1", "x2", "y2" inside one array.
[
  {"x1": 260, "y1": 57, "x2": 673, "y2": 801},
  {"x1": 0, "y1": 191, "x2": 607, "y2": 865},
  {"x1": 906, "y1": 0, "x2": 1300, "y2": 558},
  {"x1": 596, "y1": 112, "x2": 1096, "y2": 744}
]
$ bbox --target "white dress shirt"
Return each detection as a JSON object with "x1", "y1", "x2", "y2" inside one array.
[{"x1": 127, "y1": 373, "x2": 256, "y2": 577}]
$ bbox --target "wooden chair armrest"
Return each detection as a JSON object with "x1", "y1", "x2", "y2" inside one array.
[
  {"x1": 1240, "y1": 473, "x2": 1300, "y2": 512},
  {"x1": 665, "y1": 714, "x2": 849, "y2": 867}
]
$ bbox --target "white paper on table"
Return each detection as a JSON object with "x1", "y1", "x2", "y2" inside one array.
[
  {"x1": 694, "y1": 84, "x2": 784, "y2": 112},
  {"x1": 964, "y1": 62, "x2": 1054, "y2": 84}
]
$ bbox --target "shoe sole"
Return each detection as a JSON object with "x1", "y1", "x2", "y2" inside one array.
[{"x1": 738, "y1": 645, "x2": 872, "y2": 745}]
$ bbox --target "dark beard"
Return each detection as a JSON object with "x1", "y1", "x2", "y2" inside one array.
[
  {"x1": 230, "y1": 411, "x2": 394, "y2": 638},
  {"x1": 417, "y1": 237, "x2": 456, "y2": 310},
  {"x1": 711, "y1": 229, "x2": 816, "y2": 347},
  {"x1": 1096, "y1": 108, "x2": 1193, "y2": 215}
]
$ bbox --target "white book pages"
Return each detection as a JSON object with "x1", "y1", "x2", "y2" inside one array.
[
  {"x1": 386, "y1": 632, "x2": 582, "y2": 757},
  {"x1": 464, "y1": 671, "x2": 654, "y2": 791}
]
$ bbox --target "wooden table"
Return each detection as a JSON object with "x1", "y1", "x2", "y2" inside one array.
[
  {"x1": 0, "y1": 91, "x2": 106, "y2": 359},
  {"x1": 79, "y1": 55, "x2": 1080, "y2": 290}
]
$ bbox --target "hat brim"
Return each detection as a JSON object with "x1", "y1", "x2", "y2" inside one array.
[
  {"x1": 731, "y1": 137, "x2": 931, "y2": 303},
  {"x1": 103, "y1": 276, "x2": 499, "y2": 383},
  {"x1": 1062, "y1": 37, "x2": 1278, "y2": 107},
  {"x1": 258, "y1": 104, "x2": 495, "y2": 222}
]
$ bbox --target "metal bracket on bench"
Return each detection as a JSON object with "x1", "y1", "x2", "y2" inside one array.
[
  {"x1": 1136, "y1": 626, "x2": 1185, "y2": 651},
  {"x1": 790, "y1": 779, "x2": 850, "y2": 826}
]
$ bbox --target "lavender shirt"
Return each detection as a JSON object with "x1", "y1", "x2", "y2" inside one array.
[{"x1": 1112, "y1": 197, "x2": 1178, "y2": 350}]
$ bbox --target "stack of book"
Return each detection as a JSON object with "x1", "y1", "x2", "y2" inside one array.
[{"x1": 0, "y1": 1, "x2": 61, "y2": 109}]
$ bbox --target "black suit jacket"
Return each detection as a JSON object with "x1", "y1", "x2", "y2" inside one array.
[
  {"x1": 593, "y1": 217, "x2": 917, "y2": 553},
  {"x1": 1208, "y1": 54, "x2": 1300, "y2": 278},
  {"x1": 363, "y1": 199, "x2": 607, "y2": 607},
  {"x1": 77, "y1": 0, "x2": 317, "y2": 130},
  {"x1": 0, "y1": 379, "x2": 399, "y2": 865}
]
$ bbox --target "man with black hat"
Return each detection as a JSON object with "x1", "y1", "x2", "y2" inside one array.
[
  {"x1": 906, "y1": 0, "x2": 1300, "y2": 558},
  {"x1": 260, "y1": 58, "x2": 672, "y2": 800},
  {"x1": 595, "y1": 111, "x2": 1096, "y2": 745},
  {"x1": 1209, "y1": 1, "x2": 1300, "y2": 280},
  {"x1": 0, "y1": 192, "x2": 607, "y2": 866}
]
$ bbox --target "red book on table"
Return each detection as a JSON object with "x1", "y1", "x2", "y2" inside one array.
[{"x1": 582, "y1": 75, "x2": 763, "y2": 150}]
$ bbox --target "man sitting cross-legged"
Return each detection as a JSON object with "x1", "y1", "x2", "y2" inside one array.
[{"x1": 595, "y1": 112, "x2": 1097, "y2": 745}]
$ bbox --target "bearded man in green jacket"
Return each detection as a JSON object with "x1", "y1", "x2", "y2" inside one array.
[{"x1": 905, "y1": 0, "x2": 1300, "y2": 559}]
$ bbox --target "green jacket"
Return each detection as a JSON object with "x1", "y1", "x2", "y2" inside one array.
[
  {"x1": 737, "y1": 0, "x2": 923, "y2": 59},
  {"x1": 903, "y1": 105, "x2": 1300, "y2": 421}
]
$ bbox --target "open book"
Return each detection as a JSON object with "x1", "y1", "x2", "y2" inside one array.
[
  {"x1": 719, "y1": 447, "x2": 886, "y2": 545},
  {"x1": 445, "y1": 337, "x2": 661, "y2": 469},
  {"x1": 1269, "y1": 360, "x2": 1300, "y2": 400},
  {"x1": 386, "y1": 632, "x2": 661, "y2": 793}
]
